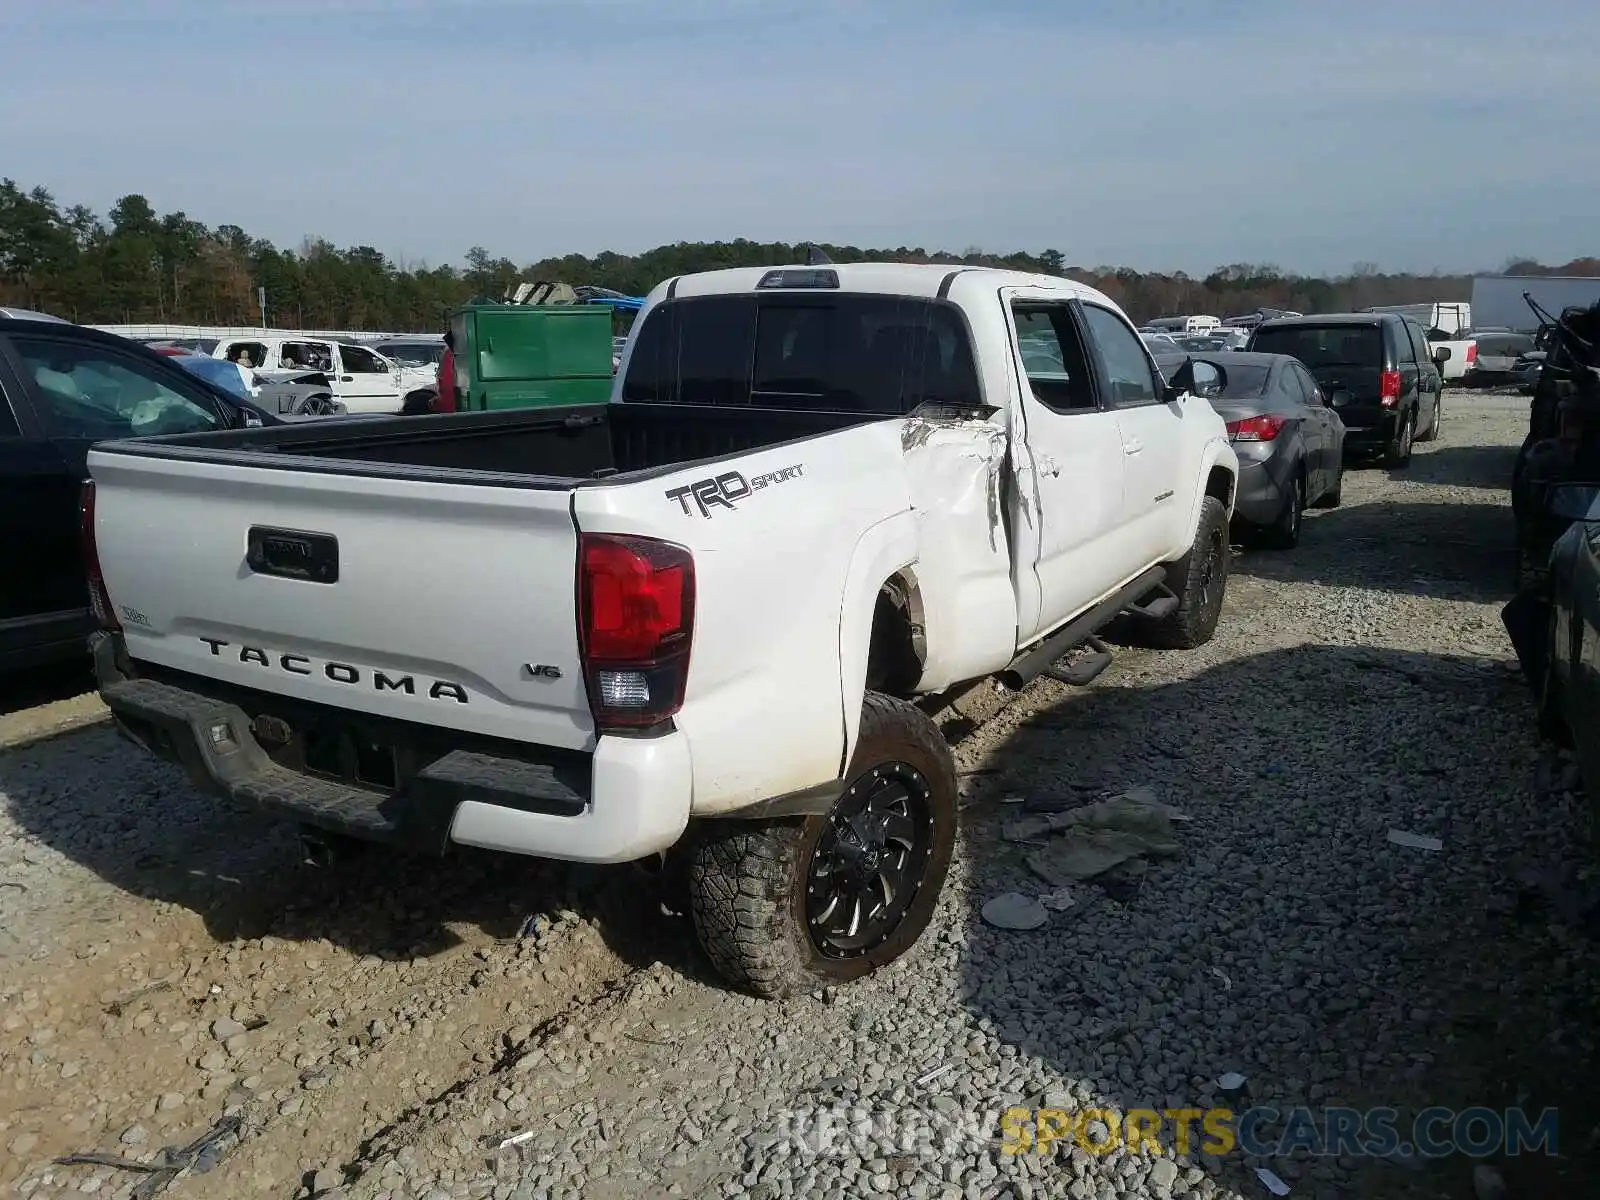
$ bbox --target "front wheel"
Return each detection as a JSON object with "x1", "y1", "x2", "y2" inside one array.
[
  {"x1": 685, "y1": 692, "x2": 957, "y2": 999},
  {"x1": 1144, "y1": 495, "x2": 1230, "y2": 650}
]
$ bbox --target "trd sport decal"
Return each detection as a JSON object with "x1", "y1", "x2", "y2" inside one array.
[{"x1": 666, "y1": 464, "x2": 804, "y2": 517}]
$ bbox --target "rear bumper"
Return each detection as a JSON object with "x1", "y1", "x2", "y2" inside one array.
[
  {"x1": 1337, "y1": 410, "x2": 1397, "y2": 453},
  {"x1": 1231, "y1": 458, "x2": 1290, "y2": 527},
  {"x1": 91, "y1": 634, "x2": 690, "y2": 864}
]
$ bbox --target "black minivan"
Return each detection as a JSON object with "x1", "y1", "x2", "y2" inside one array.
[{"x1": 1246, "y1": 313, "x2": 1446, "y2": 466}]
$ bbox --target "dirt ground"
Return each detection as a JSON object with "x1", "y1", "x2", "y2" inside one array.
[{"x1": 2, "y1": 392, "x2": 1596, "y2": 1200}]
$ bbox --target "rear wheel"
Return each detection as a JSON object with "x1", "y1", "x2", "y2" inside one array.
[
  {"x1": 1260, "y1": 470, "x2": 1305, "y2": 550},
  {"x1": 1384, "y1": 410, "x2": 1415, "y2": 468},
  {"x1": 1145, "y1": 495, "x2": 1230, "y2": 649},
  {"x1": 1417, "y1": 395, "x2": 1442, "y2": 443},
  {"x1": 685, "y1": 692, "x2": 956, "y2": 999},
  {"x1": 1311, "y1": 459, "x2": 1344, "y2": 509}
]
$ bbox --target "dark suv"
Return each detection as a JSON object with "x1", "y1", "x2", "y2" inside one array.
[{"x1": 1246, "y1": 313, "x2": 1446, "y2": 466}]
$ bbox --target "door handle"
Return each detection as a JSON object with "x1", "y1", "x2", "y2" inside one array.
[
  {"x1": 339, "y1": 376, "x2": 353, "y2": 382},
  {"x1": 1123, "y1": 439, "x2": 1144, "y2": 455}
]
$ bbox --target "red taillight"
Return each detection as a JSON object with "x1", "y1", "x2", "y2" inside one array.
[
  {"x1": 577, "y1": 533, "x2": 694, "y2": 729},
  {"x1": 1466, "y1": 342, "x2": 1478, "y2": 365},
  {"x1": 1380, "y1": 370, "x2": 1402, "y2": 407},
  {"x1": 1225, "y1": 414, "x2": 1287, "y2": 442},
  {"x1": 80, "y1": 481, "x2": 121, "y2": 632}
]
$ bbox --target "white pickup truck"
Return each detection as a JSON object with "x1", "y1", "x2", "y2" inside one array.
[{"x1": 83, "y1": 263, "x2": 1239, "y2": 997}]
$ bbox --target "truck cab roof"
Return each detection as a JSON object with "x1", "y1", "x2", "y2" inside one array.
[{"x1": 656, "y1": 262, "x2": 1118, "y2": 308}]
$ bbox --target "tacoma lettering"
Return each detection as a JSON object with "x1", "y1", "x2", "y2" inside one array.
[{"x1": 197, "y1": 638, "x2": 468, "y2": 703}]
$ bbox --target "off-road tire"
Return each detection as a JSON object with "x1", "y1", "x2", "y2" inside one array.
[
  {"x1": 1260, "y1": 470, "x2": 1305, "y2": 550},
  {"x1": 1384, "y1": 410, "x2": 1415, "y2": 468},
  {"x1": 685, "y1": 691, "x2": 957, "y2": 999},
  {"x1": 1145, "y1": 495, "x2": 1230, "y2": 650},
  {"x1": 1417, "y1": 395, "x2": 1442, "y2": 443},
  {"x1": 1311, "y1": 460, "x2": 1344, "y2": 509}
]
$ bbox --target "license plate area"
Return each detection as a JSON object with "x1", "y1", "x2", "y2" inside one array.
[
  {"x1": 246, "y1": 526, "x2": 339, "y2": 584},
  {"x1": 262, "y1": 716, "x2": 405, "y2": 794}
]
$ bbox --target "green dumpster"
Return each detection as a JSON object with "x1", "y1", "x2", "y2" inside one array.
[{"x1": 447, "y1": 303, "x2": 615, "y2": 412}]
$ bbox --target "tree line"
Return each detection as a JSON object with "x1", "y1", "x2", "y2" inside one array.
[{"x1": 2, "y1": 178, "x2": 1596, "y2": 332}]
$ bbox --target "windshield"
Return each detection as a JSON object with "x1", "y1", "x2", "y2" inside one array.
[
  {"x1": 375, "y1": 342, "x2": 444, "y2": 367},
  {"x1": 1250, "y1": 324, "x2": 1381, "y2": 368}
]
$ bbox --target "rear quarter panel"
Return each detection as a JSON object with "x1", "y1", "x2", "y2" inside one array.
[{"x1": 573, "y1": 419, "x2": 915, "y2": 814}]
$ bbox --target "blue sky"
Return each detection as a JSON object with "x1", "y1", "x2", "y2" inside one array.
[{"x1": 2, "y1": 0, "x2": 1596, "y2": 276}]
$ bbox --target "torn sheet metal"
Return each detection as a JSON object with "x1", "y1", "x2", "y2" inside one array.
[{"x1": 901, "y1": 417, "x2": 1008, "y2": 552}]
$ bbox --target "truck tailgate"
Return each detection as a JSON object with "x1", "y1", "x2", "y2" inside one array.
[{"x1": 87, "y1": 449, "x2": 595, "y2": 750}]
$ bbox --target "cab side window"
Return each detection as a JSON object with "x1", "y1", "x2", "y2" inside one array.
[
  {"x1": 1081, "y1": 304, "x2": 1161, "y2": 408},
  {"x1": 1011, "y1": 302, "x2": 1095, "y2": 412}
]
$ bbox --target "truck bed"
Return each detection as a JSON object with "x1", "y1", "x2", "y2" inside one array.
[{"x1": 108, "y1": 402, "x2": 883, "y2": 484}]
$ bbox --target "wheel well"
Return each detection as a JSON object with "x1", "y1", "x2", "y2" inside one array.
[
  {"x1": 1205, "y1": 465, "x2": 1234, "y2": 510},
  {"x1": 864, "y1": 573, "x2": 926, "y2": 698}
]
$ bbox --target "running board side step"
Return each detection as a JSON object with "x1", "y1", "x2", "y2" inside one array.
[
  {"x1": 999, "y1": 566, "x2": 1165, "y2": 689},
  {"x1": 1124, "y1": 583, "x2": 1179, "y2": 621},
  {"x1": 1044, "y1": 635, "x2": 1112, "y2": 686}
]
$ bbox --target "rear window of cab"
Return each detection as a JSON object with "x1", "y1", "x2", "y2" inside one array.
[{"x1": 622, "y1": 293, "x2": 982, "y2": 413}]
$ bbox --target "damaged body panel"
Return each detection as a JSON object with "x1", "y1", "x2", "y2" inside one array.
[{"x1": 900, "y1": 414, "x2": 1018, "y2": 691}]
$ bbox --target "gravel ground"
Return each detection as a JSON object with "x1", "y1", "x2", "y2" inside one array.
[{"x1": 3, "y1": 392, "x2": 1598, "y2": 1200}]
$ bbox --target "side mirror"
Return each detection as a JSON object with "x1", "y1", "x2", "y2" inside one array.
[
  {"x1": 1163, "y1": 356, "x2": 1197, "y2": 402},
  {"x1": 1433, "y1": 347, "x2": 1451, "y2": 363},
  {"x1": 1329, "y1": 388, "x2": 1353, "y2": 407}
]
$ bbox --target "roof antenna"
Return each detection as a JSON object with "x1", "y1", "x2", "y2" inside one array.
[{"x1": 804, "y1": 244, "x2": 833, "y2": 266}]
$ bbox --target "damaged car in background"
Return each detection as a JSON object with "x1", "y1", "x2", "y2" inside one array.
[
  {"x1": 1504, "y1": 482, "x2": 1600, "y2": 830},
  {"x1": 1187, "y1": 351, "x2": 1346, "y2": 548},
  {"x1": 1504, "y1": 296, "x2": 1600, "y2": 834},
  {"x1": 80, "y1": 262, "x2": 1238, "y2": 998},
  {"x1": 1512, "y1": 297, "x2": 1600, "y2": 587}
]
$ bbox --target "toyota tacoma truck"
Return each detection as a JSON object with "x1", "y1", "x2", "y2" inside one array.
[{"x1": 83, "y1": 263, "x2": 1238, "y2": 998}]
